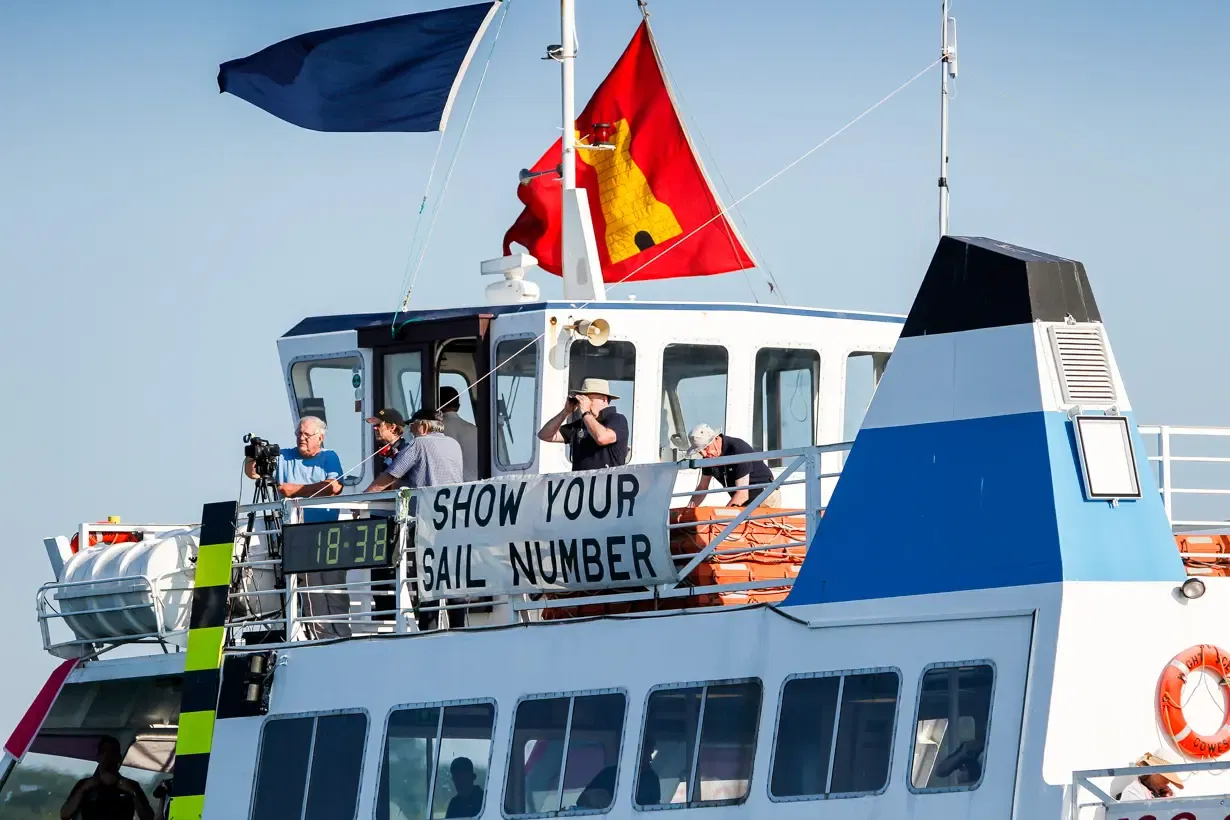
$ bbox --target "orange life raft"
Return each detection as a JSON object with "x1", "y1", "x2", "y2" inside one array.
[{"x1": 1158, "y1": 644, "x2": 1230, "y2": 759}]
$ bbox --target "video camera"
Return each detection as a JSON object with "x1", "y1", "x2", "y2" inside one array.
[{"x1": 243, "y1": 434, "x2": 281, "y2": 480}]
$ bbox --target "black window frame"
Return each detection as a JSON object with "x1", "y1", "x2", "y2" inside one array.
[
  {"x1": 633, "y1": 677, "x2": 764, "y2": 812},
  {"x1": 767, "y1": 667, "x2": 902, "y2": 803},
  {"x1": 501, "y1": 687, "x2": 630, "y2": 820},
  {"x1": 907, "y1": 659, "x2": 997, "y2": 795},
  {"x1": 248, "y1": 708, "x2": 370, "y2": 820},
  {"x1": 374, "y1": 697, "x2": 499, "y2": 820}
]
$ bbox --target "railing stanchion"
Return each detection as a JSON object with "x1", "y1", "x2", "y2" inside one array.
[
  {"x1": 805, "y1": 449, "x2": 822, "y2": 546},
  {"x1": 1160, "y1": 425, "x2": 1173, "y2": 522}
]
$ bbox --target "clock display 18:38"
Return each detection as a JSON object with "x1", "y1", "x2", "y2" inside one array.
[{"x1": 280, "y1": 519, "x2": 393, "y2": 573}]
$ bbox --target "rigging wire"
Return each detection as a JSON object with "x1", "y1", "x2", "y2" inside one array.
[
  {"x1": 391, "y1": 0, "x2": 514, "y2": 333},
  {"x1": 649, "y1": 19, "x2": 785, "y2": 304}
]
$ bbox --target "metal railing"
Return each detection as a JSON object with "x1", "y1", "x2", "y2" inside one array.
[
  {"x1": 1069, "y1": 760, "x2": 1230, "y2": 819},
  {"x1": 48, "y1": 422, "x2": 1230, "y2": 656},
  {"x1": 1138, "y1": 425, "x2": 1230, "y2": 533},
  {"x1": 217, "y1": 444, "x2": 845, "y2": 647}
]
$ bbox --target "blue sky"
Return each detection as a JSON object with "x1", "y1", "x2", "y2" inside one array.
[{"x1": 1, "y1": 0, "x2": 1228, "y2": 738}]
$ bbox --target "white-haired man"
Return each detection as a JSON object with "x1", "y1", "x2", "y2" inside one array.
[
  {"x1": 244, "y1": 415, "x2": 350, "y2": 639},
  {"x1": 244, "y1": 415, "x2": 344, "y2": 503}
]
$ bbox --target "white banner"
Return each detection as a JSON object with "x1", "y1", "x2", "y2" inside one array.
[{"x1": 414, "y1": 464, "x2": 678, "y2": 600}]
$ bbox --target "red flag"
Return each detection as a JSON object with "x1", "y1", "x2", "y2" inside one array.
[{"x1": 503, "y1": 21, "x2": 754, "y2": 283}]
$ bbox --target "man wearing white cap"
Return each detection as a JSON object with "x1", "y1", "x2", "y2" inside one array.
[
  {"x1": 538, "y1": 378, "x2": 629, "y2": 470},
  {"x1": 1117, "y1": 752, "x2": 1185, "y2": 801},
  {"x1": 685, "y1": 424, "x2": 780, "y2": 510}
]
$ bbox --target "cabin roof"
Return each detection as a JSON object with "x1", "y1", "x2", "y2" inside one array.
[{"x1": 282, "y1": 300, "x2": 906, "y2": 338}]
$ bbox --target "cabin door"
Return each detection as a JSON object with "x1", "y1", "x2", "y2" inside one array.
[
  {"x1": 905, "y1": 613, "x2": 1033, "y2": 819},
  {"x1": 365, "y1": 316, "x2": 493, "y2": 481}
]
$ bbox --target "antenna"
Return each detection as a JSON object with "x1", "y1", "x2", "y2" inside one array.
[{"x1": 938, "y1": 0, "x2": 958, "y2": 238}]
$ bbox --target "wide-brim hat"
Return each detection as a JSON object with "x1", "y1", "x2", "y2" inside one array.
[
  {"x1": 1137, "y1": 752, "x2": 1184, "y2": 788},
  {"x1": 685, "y1": 423, "x2": 722, "y2": 457},
  {"x1": 574, "y1": 378, "x2": 619, "y2": 400}
]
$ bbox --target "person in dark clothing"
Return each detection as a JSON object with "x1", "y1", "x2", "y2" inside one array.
[
  {"x1": 445, "y1": 757, "x2": 484, "y2": 818},
  {"x1": 537, "y1": 378, "x2": 629, "y2": 470},
  {"x1": 60, "y1": 735, "x2": 154, "y2": 820},
  {"x1": 685, "y1": 424, "x2": 780, "y2": 509}
]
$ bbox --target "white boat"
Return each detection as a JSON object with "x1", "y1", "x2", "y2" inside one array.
[{"x1": 5, "y1": 3, "x2": 1230, "y2": 820}]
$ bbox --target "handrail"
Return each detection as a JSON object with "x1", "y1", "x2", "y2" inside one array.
[
  {"x1": 34, "y1": 444, "x2": 845, "y2": 653},
  {"x1": 1137, "y1": 425, "x2": 1230, "y2": 533},
  {"x1": 1069, "y1": 759, "x2": 1230, "y2": 816}
]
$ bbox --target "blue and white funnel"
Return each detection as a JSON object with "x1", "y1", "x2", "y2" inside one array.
[{"x1": 788, "y1": 236, "x2": 1185, "y2": 605}]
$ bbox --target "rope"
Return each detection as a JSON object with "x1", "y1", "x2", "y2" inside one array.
[{"x1": 392, "y1": 0, "x2": 513, "y2": 333}]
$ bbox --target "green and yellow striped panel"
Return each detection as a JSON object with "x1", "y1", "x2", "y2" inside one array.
[{"x1": 169, "y1": 501, "x2": 237, "y2": 820}]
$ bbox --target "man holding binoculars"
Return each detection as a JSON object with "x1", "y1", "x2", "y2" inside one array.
[{"x1": 537, "y1": 378, "x2": 629, "y2": 470}]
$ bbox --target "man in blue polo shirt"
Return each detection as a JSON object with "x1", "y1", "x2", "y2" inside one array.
[{"x1": 244, "y1": 415, "x2": 350, "y2": 638}]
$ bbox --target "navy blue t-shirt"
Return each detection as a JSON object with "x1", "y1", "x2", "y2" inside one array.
[
  {"x1": 561, "y1": 407, "x2": 629, "y2": 470},
  {"x1": 701, "y1": 435, "x2": 773, "y2": 505}
]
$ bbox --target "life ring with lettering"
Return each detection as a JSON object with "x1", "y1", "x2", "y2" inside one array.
[{"x1": 1158, "y1": 644, "x2": 1230, "y2": 759}]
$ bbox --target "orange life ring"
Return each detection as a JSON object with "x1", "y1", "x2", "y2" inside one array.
[
  {"x1": 1158, "y1": 644, "x2": 1230, "y2": 759},
  {"x1": 68, "y1": 529, "x2": 140, "y2": 555}
]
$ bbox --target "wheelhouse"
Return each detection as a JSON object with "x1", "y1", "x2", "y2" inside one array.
[{"x1": 277, "y1": 301, "x2": 900, "y2": 493}]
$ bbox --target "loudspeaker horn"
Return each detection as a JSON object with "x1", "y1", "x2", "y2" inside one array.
[{"x1": 571, "y1": 318, "x2": 610, "y2": 347}]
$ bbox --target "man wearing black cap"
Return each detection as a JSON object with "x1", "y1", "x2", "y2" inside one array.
[
  {"x1": 367, "y1": 407, "x2": 408, "y2": 475},
  {"x1": 366, "y1": 407, "x2": 464, "y2": 493}
]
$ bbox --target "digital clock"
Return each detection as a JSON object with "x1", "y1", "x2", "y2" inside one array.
[{"x1": 280, "y1": 519, "x2": 394, "y2": 574}]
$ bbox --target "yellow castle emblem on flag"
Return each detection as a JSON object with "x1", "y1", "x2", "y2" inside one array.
[{"x1": 578, "y1": 119, "x2": 683, "y2": 264}]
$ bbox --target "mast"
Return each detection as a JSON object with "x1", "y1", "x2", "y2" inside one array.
[
  {"x1": 938, "y1": 0, "x2": 957, "y2": 238},
  {"x1": 555, "y1": 0, "x2": 605, "y2": 300},
  {"x1": 561, "y1": 0, "x2": 577, "y2": 198}
]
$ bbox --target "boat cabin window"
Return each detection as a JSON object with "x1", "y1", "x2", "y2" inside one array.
[
  {"x1": 503, "y1": 690, "x2": 626, "y2": 816},
  {"x1": 570, "y1": 340, "x2": 636, "y2": 464},
  {"x1": 636, "y1": 679, "x2": 761, "y2": 809},
  {"x1": 376, "y1": 700, "x2": 496, "y2": 820},
  {"x1": 383, "y1": 350, "x2": 424, "y2": 418},
  {"x1": 769, "y1": 669, "x2": 900, "y2": 801},
  {"x1": 754, "y1": 348, "x2": 820, "y2": 467},
  {"x1": 290, "y1": 357, "x2": 364, "y2": 480},
  {"x1": 249, "y1": 711, "x2": 368, "y2": 820},
  {"x1": 660, "y1": 345, "x2": 729, "y2": 461},
  {"x1": 493, "y1": 337, "x2": 540, "y2": 470},
  {"x1": 910, "y1": 663, "x2": 994, "y2": 793},
  {"x1": 843, "y1": 352, "x2": 889, "y2": 441}
]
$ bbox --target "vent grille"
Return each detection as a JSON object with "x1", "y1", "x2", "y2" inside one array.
[{"x1": 1049, "y1": 324, "x2": 1117, "y2": 406}]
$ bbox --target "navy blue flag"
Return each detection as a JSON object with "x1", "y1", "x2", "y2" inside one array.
[{"x1": 218, "y1": 2, "x2": 499, "y2": 132}]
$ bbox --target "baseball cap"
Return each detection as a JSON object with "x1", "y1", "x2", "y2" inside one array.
[
  {"x1": 685, "y1": 423, "x2": 721, "y2": 457},
  {"x1": 367, "y1": 408, "x2": 407, "y2": 427}
]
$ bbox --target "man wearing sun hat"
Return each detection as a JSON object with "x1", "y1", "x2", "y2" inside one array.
[
  {"x1": 538, "y1": 377, "x2": 629, "y2": 470},
  {"x1": 685, "y1": 423, "x2": 780, "y2": 510},
  {"x1": 1117, "y1": 751, "x2": 1185, "y2": 801}
]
